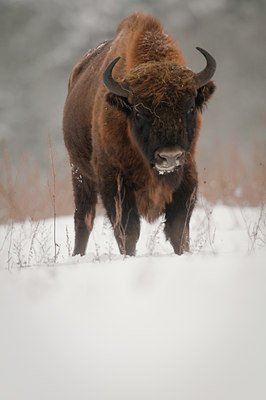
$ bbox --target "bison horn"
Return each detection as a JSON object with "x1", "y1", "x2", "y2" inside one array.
[
  {"x1": 103, "y1": 57, "x2": 130, "y2": 98},
  {"x1": 193, "y1": 47, "x2": 216, "y2": 89}
]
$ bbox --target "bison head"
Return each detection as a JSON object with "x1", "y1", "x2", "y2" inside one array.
[{"x1": 104, "y1": 48, "x2": 216, "y2": 182}]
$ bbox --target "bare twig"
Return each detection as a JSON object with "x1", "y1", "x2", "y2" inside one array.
[
  {"x1": 174, "y1": 186, "x2": 198, "y2": 255},
  {"x1": 27, "y1": 220, "x2": 40, "y2": 265},
  {"x1": 241, "y1": 202, "x2": 266, "y2": 252},
  {"x1": 65, "y1": 225, "x2": 72, "y2": 257},
  {"x1": 148, "y1": 219, "x2": 164, "y2": 256},
  {"x1": 193, "y1": 194, "x2": 216, "y2": 254},
  {"x1": 202, "y1": 200, "x2": 216, "y2": 254},
  {"x1": 48, "y1": 136, "x2": 59, "y2": 263},
  {"x1": 7, "y1": 220, "x2": 14, "y2": 269},
  {"x1": 112, "y1": 174, "x2": 129, "y2": 257}
]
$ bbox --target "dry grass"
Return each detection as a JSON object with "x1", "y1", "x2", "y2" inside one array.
[
  {"x1": 198, "y1": 140, "x2": 265, "y2": 207},
  {"x1": 0, "y1": 139, "x2": 265, "y2": 224},
  {"x1": 0, "y1": 140, "x2": 74, "y2": 224}
]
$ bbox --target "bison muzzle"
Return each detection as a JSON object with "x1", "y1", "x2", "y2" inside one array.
[{"x1": 63, "y1": 12, "x2": 216, "y2": 256}]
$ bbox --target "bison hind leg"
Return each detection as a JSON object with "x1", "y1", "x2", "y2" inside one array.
[{"x1": 72, "y1": 166, "x2": 97, "y2": 256}]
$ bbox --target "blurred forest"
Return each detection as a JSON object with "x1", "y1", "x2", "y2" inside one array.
[{"x1": 0, "y1": 0, "x2": 265, "y2": 220}]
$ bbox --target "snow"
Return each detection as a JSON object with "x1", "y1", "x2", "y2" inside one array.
[{"x1": 0, "y1": 204, "x2": 266, "y2": 400}]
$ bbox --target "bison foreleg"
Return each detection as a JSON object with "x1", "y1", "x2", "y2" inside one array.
[
  {"x1": 100, "y1": 173, "x2": 140, "y2": 256},
  {"x1": 72, "y1": 166, "x2": 97, "y2": 256},
  {"x1": 164, "y1": 185, "x2": 197, "y2": 255}
]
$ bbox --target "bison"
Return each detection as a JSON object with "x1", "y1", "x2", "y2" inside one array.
[{"x1": 63, "y1": 12, "x2": 216, "y2": 256}]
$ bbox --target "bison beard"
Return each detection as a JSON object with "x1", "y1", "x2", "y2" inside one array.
[{"x1": 63, "y1": 12, "x2": 216, "y2": 256}]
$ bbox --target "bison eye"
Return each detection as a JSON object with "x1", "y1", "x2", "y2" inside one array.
[
  {"x1": 187, "y1": 106, "x2": 195, "y2": 115},
  {"x1": 134, "y1": 109, "x2": 147, "y2": 125},
  {"x1": 132, "y1": 107, "x2": 150, "y2": 128},
  {"x1": 135, "y1": 111, "x2": 142, "y2": 120}
]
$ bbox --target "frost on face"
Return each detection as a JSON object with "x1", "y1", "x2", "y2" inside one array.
[
  {"x1": 154, "y1": 167, "x2": 177, "y2": 175},
  {"x1": 153, "y1": 161, "x2": 182, "y2": 175},
  {"x1": 159, "y1": 169, "x2": 173, "y2": 175}
]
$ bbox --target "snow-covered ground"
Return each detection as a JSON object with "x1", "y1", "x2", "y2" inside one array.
[{"x1": 0, "y1": 203, "x2": 265, "y2": 400}]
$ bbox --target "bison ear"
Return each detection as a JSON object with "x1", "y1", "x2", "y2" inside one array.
[
  {"x1": 106, "y1": 93, "x2": 132, "y2": 114},
  {"x1": 195, "y1": 81, "x2": 216, "y2": 112}
]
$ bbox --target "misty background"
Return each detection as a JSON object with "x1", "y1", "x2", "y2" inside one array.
[{"x1": 1, "y1": 0, "x2": 265, "y2": 174}]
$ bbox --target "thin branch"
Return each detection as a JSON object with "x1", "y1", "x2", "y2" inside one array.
[{"x1": 48, "y1": 136, "x2": 59, "y2": 263}]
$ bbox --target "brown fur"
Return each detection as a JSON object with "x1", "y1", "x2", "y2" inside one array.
[{"x1": 63, "y1": 12, "x2": 215, "y2": 256}]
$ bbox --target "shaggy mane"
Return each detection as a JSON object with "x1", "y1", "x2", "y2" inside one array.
[
  {"x1": 116, "y1": 11, "x2": 186, "y2": 69},
  {"x1": 124, "y1": 62, "x2": 196, "y2": 105}
]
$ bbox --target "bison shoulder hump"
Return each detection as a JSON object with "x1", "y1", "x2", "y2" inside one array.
[{"x1": 68, "y1": 40, "x2": 111, "y2": 91}]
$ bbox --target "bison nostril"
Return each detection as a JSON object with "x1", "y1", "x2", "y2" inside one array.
[
  {"x1": 155, "y1": 148, "x2": 184, "y2": 169},
  {"x1": 175, "y1": 151, "x2": 183, "y2": 160},
  {"x1": 157, "y1": 151, "x2": 183, "y2": 163},
  {"x1": 155, "y1": 151, "x2": 168, "y2": 163},
  {"x1": 158, "y1": 154, "x2": 168, "y2": 162}
]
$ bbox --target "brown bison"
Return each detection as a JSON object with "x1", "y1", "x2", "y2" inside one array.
[{"x1": 63, "y1": 12, "x2": 216, "y2": 256}]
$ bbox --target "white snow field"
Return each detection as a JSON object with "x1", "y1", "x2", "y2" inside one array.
[{"x1": 0, "y1": 203, "x2": 265, "y2": 400}]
